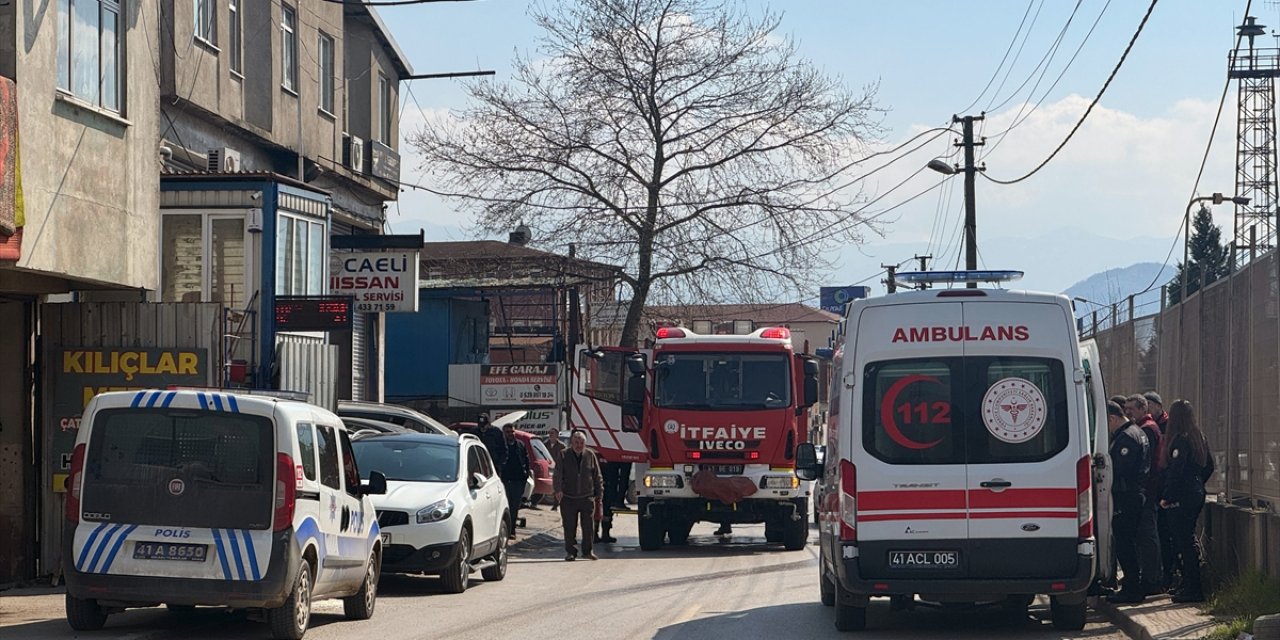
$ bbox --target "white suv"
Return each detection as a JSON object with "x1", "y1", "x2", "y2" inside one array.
[{"x1": 350, "y1": 432, "x2": 509, "y2": 593}]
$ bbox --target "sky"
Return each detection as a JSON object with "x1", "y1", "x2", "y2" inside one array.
[{"x1": 375, "y1": 0, "x2": 1265, "y2": 301}]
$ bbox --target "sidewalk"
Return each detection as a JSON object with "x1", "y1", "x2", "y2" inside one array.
[{"x1": 1093, "y1": 593, "x2": 1221, "y2": 640}]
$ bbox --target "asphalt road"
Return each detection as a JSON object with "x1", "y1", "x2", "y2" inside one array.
[{"x1": 1, "y1": 507, "x2": 1126, "y2": 640}]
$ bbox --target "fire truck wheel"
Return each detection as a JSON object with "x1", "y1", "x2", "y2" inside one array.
[
  {"x1": 764, "y1": 522, "x2": 783, "y2": 544},
  {"x1": 783, "y1": 514, "x2": 808, "y2": 551},
  {"x1": 667, "y1": 520, "x2": 693, "y2": 546},
  {"x1": 638, "y1": 515, "x2": 664, "y2": 551}
]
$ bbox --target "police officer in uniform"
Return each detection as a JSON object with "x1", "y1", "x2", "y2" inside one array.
[{"x1": 1107, "y1": 401, "x2": 1153, "y2": 604}]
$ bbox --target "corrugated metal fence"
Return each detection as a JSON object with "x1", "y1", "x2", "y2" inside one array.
[{"x1": 1084, "y1": 252, "x2": 1280, "y2": 507}]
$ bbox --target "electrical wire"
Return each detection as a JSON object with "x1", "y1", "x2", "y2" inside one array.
[
  {"x1": 984, "y1": 0, "x2": 1084, "y2": 116},
  {"x1": 986, "y1": 0, "x2": 1048, "y2": 112},
  {"x1": 956, "y1": 0, "x2": 1038, "y2": 114},
  {"x1": 983, "y1": 0, "x2": 1160, "y2": 185}
]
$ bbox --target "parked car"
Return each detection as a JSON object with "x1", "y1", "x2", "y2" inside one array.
[
  {"x1": 337, "y1": 401, "x2": 452, "y2": 436},
  {"x1": 350, "y1": 432, "x2": 508, "y2": 593},
  {"x1": 64, "y1": 389, "x2": 387, "y2": 639},
  {"x1": 342, "y1": 416, "x2": 414, "y2": 439}
]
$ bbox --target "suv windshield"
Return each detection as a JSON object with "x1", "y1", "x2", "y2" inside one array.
[
  {"x1": 83, "y1": 408, "x2": 274, "y2": 529},
  {"x1": 654, "y1": 352, "x2": 791, "y2": 410},
  {"x1": 351, "y1": 439, "x2": 459, "y2": 482}
]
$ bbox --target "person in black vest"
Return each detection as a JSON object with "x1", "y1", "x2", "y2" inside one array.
[
  {"x1": 1160, "y1": 400, "x2": 1215, "y2": 603},
  {"x1": 500, "y1": 423, "x2": 530, "y2": 539},
  {"x1": 476, "y1": 414, "x2": 507, "y2": 468},
  {"x1": 1107, "y1": 401, "x2": 1153, "y2": 604}
]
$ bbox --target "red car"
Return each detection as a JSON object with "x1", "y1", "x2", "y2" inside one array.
[{"x1": 449, "y1": 422, "x2": 555, "y2": 503}]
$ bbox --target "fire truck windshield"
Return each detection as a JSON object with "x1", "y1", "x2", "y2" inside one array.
[{"x1": 654, "y1": 353, "x2": 791, "y2": 410}]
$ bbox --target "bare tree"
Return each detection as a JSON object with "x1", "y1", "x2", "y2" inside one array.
[{"x1": 412, "y1": 0, "x2": 882, "y2": 346}]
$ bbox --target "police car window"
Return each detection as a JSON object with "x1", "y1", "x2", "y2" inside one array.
[
  {"x1": 339, "y1": 429, "x2": 361, "y2": 498},
  {"x1": 296, "y1": 423, "x2": 317, "y2": 481},
  {"x1": 863, "y1": 359, "x2": 962, "y2": 465},
  {"x1": 83, "y1": 408, "x2": 274, "y2": 529},
  {"x1": 966, "y1": 357, "x2": 1069, "y2": 464},
  {"x1": 316, "y1": 425, "x2": 342, "y2": 490}
]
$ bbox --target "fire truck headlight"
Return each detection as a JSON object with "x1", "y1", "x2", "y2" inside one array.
[
  {"x1": 644, "y1": 474, "x2": 682, "y2": 489},
  {"x1": 761, "y1": 476, "x2": 799, "y2": 490}
]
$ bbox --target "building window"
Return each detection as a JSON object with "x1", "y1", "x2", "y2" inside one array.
[
  {"x1": 56, "y1": 0, "x2": 123, "y2": 112},
  {"x1": 228, "y1": 0, "x2": 241, "y2": 74},
  {"x1": 281, "y1": 5, "x2": 297, "y2": 92},
  {"x1": 193, "y1": 0, "x2": 215, "y2": 43},
  {"x1": 318, "y1": 32, "x2": 334, "y2": 114},
  {"x1": 378, "y1": 74, "x2": 392, "y2": 143},
  {"x1": 161, "y1": 214, "x2": 249, "y2": 307},
  {"x1": 276, "y1": 213, "x2": 327, "y2": 296}
]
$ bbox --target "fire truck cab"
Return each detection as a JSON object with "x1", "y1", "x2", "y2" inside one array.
[{"x1": 797, "y1": 271, "x2": 1111, "y2": 632}]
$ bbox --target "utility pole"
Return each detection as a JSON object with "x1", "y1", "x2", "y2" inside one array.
[
  {"x1": 954, "y1": 114, "x2": 986, "y2": 288},
  {"x1": 882, "y1": 263, "x2": 898, "y2": 294},
  {"x1": 913, "y1": 254, "x2": 932, "y2": 290}
]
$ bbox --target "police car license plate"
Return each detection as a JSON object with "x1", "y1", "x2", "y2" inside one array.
[
  {"x1": 133, "y1": 542, "x2": 208, "y2": 562},
  {"x1": 889, "y1": 550, "x2": 959, "y2": 569},
  {"x1": 381, "y1": 533, "x2": 391, "y2": 545}
]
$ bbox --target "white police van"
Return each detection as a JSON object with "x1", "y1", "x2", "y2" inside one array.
[
  {"x1": 63, "y1": 389, "x2": 387, "y2": 639},
  {"x1": 798, "y1": 271, "x2": 1111, "y2": 632}
]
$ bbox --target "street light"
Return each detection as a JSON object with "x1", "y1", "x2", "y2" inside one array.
[
  {"x1": 927, "y1": 159, "x2": 957, "y2": 175},
  {"x1": 1182, "y1": 193, "x2": 1250, "y2": 303}
]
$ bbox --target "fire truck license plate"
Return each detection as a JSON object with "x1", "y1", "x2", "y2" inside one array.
[
  {"x1": 889, "y1": 551, "x2": 959, "y2": 569},
  {"x1": 706, "y1": 465, "x2": 744, "y2": 474}
]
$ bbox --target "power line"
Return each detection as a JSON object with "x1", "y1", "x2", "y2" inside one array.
[
  {"x1": 983, "y1": 0, "x2": 1160, "y2": 185},
  {"x1": 984, "y1": 0, "x2": 1084, "y2": 116},
  {"x1": 956, "y1": 0, "x2": 1038, "y2": 114},
  {"x1": 986, "y1": 0, "x2": 1049, "y2": 112}
]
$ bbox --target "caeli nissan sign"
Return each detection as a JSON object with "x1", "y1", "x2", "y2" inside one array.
[{"x1": 330, "y1": 251, "x2": 420, "y2": 313}]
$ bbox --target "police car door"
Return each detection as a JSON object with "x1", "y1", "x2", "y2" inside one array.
[
  {"x1": 961, "y1": 301, "x2": 1082, "y2": 580},
  {"x1": 1079, "y1": 338, "x2": 1113, "y2": 584},
  {"x1": 336, "y1": 429, "x2": 372, "y2": 580}
]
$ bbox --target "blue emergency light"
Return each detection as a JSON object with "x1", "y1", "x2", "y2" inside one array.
[{"x1": 893, "y1": 270, "x2": 1024, "y2": 287}]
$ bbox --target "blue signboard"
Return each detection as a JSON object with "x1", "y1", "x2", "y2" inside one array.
[{"x1": 819, "y1": 286, "x2": 870, "y2": 315}]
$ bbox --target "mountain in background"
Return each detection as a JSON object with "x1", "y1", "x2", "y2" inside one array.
[{"x1": 1062, "y1": 262, "x2": 1167, "y2": 319}]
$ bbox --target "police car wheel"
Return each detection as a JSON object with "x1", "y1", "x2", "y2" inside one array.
[
  {"x1": 268, "y1": 561, "x2": 312, "y2": 640},
  {"x1": 65, "y1": 593, "x2": 107, "y2": 631},
  {"x1": 440, "y1": 528, "x2": 471, "y2": 594},
  {"x1": 342, "y1": 553, "x2": 379, "y2": 620},
  {"x1": 482, "y1": 522, "x2": 509, "y2": 581}
]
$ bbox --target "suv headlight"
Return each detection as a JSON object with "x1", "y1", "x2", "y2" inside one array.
[
  {"x1": 761, "y1": 476, "x2": 800, "y2": 489},
  {"x1": 644, "y1": 474, "x2": 683, "y2": 488},
  {"x1": 417, "y1": 499, "x2": 455, "y2": 523}
]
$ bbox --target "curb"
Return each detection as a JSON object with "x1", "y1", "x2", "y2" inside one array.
[{"x1": 1093, "y1": 596, "x2": 1157, "y2": 640}]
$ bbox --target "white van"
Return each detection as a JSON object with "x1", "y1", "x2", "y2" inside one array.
[
  {"x1": 63, "y1": 390, "x2": 387, "y2": 639},
  {"x1": 798, "y1": 273, "x2": 1110, "y2": 632}
]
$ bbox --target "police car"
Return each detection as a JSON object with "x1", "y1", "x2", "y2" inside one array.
[
  {"x1": 798, "y1": 271, "x2": 1112, "y2": 632},
  {"x1": 63, "y1": 390, "x2": 388, "y2": 639}
]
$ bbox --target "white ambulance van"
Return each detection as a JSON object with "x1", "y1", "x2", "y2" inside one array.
[
  {"x1": 797, "y1": 271, "x2": 1111, "y2": 632},
  {"x1": 63, "y1": 389, "x2": 388, "y2": 640}
]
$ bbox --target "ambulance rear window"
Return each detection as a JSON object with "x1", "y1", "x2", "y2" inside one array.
[
  {"x1": 864, "y1": 357, "x2": 1069, "y2": 465},
  {"x1": 83, "y1": 408, "x2": 274, "y2": 529}
]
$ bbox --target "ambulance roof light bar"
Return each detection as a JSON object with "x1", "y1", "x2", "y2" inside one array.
[{"x1": 893, "y1": 270, "x2": 1024, "y2": 287}]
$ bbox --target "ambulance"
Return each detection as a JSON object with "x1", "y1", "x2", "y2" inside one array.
[
  {"x1": 63, "y1": 390, "x2": 388, "y2": 639},
  {"x1": 797, "y1": 271, "x2": 1111, "y2": 632}
]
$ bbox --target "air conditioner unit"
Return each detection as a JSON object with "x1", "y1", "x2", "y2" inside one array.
[
  {"x1": 207, "y1": 147, "x2": 242, "y2": 172},
  {"x1": 343, "y1": 134, "x2": 365, "y2": 173}
]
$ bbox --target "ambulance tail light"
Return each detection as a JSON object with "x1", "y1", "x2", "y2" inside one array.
[
  {"x1": 1076, "y1": 454, "x2": 1093, "y2": 539},
  {"x1": 656, "y1": 327, "x2": 686, "y2": 339},
  {"x1": 65, "y1": 443, "x2": 86, "y2": 523},
  {"x1": 274, "y1": 453, "x2": 297, "y2": 532},
  {"x1": 759, "y1": 327, "x2": 791, "y2": 340},
  {"x1": 839, "y1": 459, "x2": 857, "y2": 542}
]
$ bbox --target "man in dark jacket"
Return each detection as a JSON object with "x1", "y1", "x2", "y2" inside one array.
[
  {"x1": 500, "y1": 424, "x2": 530, "y2": 539},
  {"x1": 546, "y1": 430, "x2": 566, "y2": 512},
  {"x1": 554, "y1": 430, "x2": 603, "y2": 561},
  {"x1": 1108, "y1": 401, "x2": 1153, "y2": 604},
  {"x1": 1125, "y1": 394, "x2": 1165, "y2": 596},
  {"x1": 1144, "y1": 390, "x2": 1175, "y2": 588},
  {"x1": 476, "y1": 414, "x2": 507, "y2": 468}
]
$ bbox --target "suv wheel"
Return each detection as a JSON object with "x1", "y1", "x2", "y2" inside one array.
[
  {"x1": 482, "y1": 521, "x2": 509, "y2": 581},
  {"x1": 440, "y1": 527, "x2": 471, "y2": 594}
]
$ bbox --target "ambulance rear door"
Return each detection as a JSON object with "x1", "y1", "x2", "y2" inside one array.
[{"x1": 1079, "y1": 338, "x2": 1113, "y2": 584}]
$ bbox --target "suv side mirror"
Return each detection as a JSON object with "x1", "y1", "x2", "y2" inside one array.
[
  {"x1": 363, "y1": 470, "x2": 388, "y2": 496},
  {"x1": 469, "y1": 473, "x2": 486, "y2": 490},
  {"x1": 794, "y1": 443, "x2": 820, "y2": 481}
]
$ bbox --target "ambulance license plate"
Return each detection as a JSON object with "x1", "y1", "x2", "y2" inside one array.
[
  {"x1": 889, "y1": 550, "x2": 959, "y2": 569},
  {"x1": 133, "y1": 542, "x2": 208, "y2": 562}
]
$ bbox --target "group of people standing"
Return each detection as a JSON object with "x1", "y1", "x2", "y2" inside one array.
[{"x1": 1106, "y1": 392, "x2": 1215, "y2": 604}]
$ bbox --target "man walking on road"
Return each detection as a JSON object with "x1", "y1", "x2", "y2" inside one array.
[
  {"x1": 501, "y1": 424, "x2": 530, "y2": 539},
  {"x1": 554, "y1": 430, "x2": 603, "y2": 561}
]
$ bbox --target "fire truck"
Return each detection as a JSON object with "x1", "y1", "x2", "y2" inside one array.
[{"x1": 569, "y1": 326, "x2": 820, "y2": 551}]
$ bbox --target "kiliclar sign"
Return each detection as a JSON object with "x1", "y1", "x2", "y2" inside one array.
[{"x1": 330, "y1": 250, "x2": 420, "y2": 313}]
